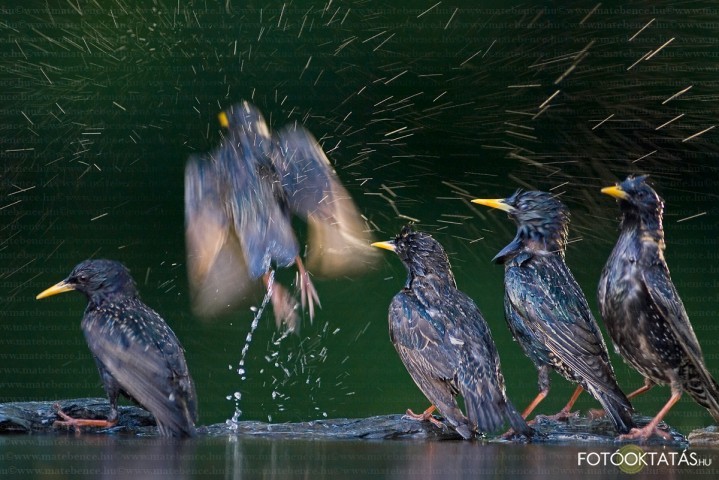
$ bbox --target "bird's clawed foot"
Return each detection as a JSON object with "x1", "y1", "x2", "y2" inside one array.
[
  {"x1": 587, "y1": 408, "x2": 606, "y2": 420},
  {"x1": 534, "y1": 407, "x2": 580, "y2": 423},
  {"x1": 618, "y1": 424, "x2": 672, "y2": 442},
  {"x1": 404, "y1": 406, "x2": 444, "y2": 429},
  {"x1": 269, "y1": 282, "x2": 300, "y2": 332},
  {"x1": 53, "y1": 403, "x2": 118, "y2": 434},
  {"x1": 295, "y1": 256, "x2": 320, "y2": 320}
]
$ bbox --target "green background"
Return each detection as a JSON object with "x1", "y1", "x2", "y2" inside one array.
[{"x1": 1, "y1": 0, "x2": 718, "y2": 437}]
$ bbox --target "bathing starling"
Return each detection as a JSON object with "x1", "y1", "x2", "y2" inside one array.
[
  {"x1": 599, "y1": 175, "x2": 719, "y2": 440},
  {"x1": 185, "y1": 100, "x2": 376, "y2": 331},
  {"x1": 472, "y1": 191, "x2": 634, "y2": 434},
  {"x1": 372, "y1": 226, "x2": 532, "y2": 439},
  {"x1": 36, "y1": 259, "x2": 198, "y2": 437}
]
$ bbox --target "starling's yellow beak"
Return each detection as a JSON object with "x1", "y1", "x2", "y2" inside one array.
[
  {"x1": 471, "y1": 198, "x2": 515, "y2": 213},
  {"x1": 371, "y1": 241, "x2": 396, "y2": 252},
  {"x1": 36, "y1": 281, "x2": 75, "y2": 300},
  {"x1": 218, "y1": 112, "x2": 229, "y2": 128},
  {"x1": 601, "y1": 185, "x2": 629, "y2": 200}
]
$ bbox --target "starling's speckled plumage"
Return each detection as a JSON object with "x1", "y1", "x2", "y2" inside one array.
[
  {"x1": 373, "y1": 226, "x2": 532, "y2": 439},
  {"x1": 599, "y1": 175, "x2": 719, "y2": 440},
  {"x1": 473, "y1": 191, "x2": 634, "y2": 434},
  {"x1": 37, "y1": 260, "x2": 198, "y2": 437},
  {"x1": 185, "y1": 100, "x2": 376, "y2": 331}
]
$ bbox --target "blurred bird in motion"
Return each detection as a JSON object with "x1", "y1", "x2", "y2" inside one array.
[
  {"x1": 472, "y1": 191, "x2": 634, "y2": 434},
  {"x1": 185, "y1": 101, "x2": 377, "y2": 331},
  {"x1": 599, "y1": 175, "x2": 719, "y2": 440},
  {"x1": 36, "y1": 259, "x2": 198, "y2": 437},
  {"x1": 372, "y1": 226, "x2": 532, "y2": 439}
]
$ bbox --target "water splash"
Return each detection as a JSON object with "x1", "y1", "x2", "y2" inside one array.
[{"x1": 225, "y1": 270, "x2": 276, "y2": 431}]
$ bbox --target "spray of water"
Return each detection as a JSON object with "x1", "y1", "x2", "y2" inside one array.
[{"x1": 225, "y1": 270, "x2": 276, "y2": 430}]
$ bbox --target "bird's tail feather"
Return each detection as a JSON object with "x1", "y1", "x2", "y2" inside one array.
[
  {"x1": 594, "y1": 389, "x2": 635, "y2": 434},
  {"x1": 685, "y1": 367, "x2": 719, "y2": 423},
  {"x1": 464, "y1": 393, "x2": 532, "y2": 437}
]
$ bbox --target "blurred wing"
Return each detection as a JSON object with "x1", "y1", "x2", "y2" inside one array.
[
  {"x1": 83, "y1": 306, "x2": 197, "y2": 436},
  {"x1": 185, "y1": 154, "x2": 227, "y2": 286},
  {"x1": 274, "y1": 125, "x2": 377, "y2": 276},
  {"x1": 184, "y1": 153, "x2": 260, "y2": 318},
  {"x1": 189, "y1": 232, "x2": 263, "y2": 318}
]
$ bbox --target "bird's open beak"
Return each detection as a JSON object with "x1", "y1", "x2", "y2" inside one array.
[
  {"x1": 601, "y1": 185, "x2": 629, "y2": 200},
  {"x1": 218, "y1": 112, "x2": 229, "y2": 128},
  {"x1": 471, "y1": 198, "x2": 515, "y2": 213},
  {"x1": 36, "y1": 281, "x2": 75, "y2": 300},
  {"x1": 371, "y1": 241, "x2": 396, "y2": 252}
]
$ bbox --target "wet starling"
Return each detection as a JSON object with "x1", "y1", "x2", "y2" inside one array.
[
  {"x1": 472, "y1": 191, "x2": 634, "y2": 434},
  {"x1": 599, "y1": 175, "x2": 719, "y2": 440},
  {"x1": 36, "y1": 259, "x2": 198, "y2": 437},
  {"x1": 185, "y1": 100, "x2": 376, "y2": 331},
  {"x1": 372, "y1": 226, "x2": 532, "y2": 439}
]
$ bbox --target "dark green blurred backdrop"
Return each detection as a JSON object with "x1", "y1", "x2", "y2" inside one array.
[{"x1": 1, "y1": 0, "x2": 717, "y2": 435}]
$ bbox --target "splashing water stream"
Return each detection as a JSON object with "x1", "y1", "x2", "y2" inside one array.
[{"x1": 225, "y1": 270, "x2": 277, "y2": 430}]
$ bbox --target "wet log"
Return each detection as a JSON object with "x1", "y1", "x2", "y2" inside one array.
[
  {"x1": 687, "y1": 426, "x2": 719, "y2": 446},
  {"x1": 0, "y1": 398, "x2": 691, "y2": 446}
]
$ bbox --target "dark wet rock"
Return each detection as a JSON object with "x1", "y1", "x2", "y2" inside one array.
[
  {"x1": 0, "y1": 398, "x2": 690, "y2": 446},
  {"x1": 0, "y1": 398, "x2": 156, "y2": 434},
  {"x1": 687, "y1": 425, "x2": 719, "y2": 446}
]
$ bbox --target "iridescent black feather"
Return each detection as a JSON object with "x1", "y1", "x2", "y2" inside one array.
[{"x1": 379, "y1": 226, "x2": 531, "y2": 439}]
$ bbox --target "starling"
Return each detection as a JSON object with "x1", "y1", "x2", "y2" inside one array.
[
  {"x1": 599, "y1": 175, "x2": 719, "y2": 440},
  {"x1": 472, "y1": 191, "x2": 634, "y2": 434},
  {"x1": 185, "y1": 100, "x2": 376, "y2": 331},
  {"x1": 372, "y1": 226, "x2": 532, "y2": 439},
  {"x1": 36, "y1": 259, "x2": 198, "y2": 437}
]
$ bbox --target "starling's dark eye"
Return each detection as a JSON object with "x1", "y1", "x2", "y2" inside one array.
[{"x1": 77, "y1": 274, "x2": 88, "y2": 283}]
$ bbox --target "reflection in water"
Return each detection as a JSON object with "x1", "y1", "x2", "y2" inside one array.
[
  {"x1": 0, "y1": 434, "x2": 716, "y2": 478},
  {"x1": 218, "y1": 437, "x2": 715, "y2": 479},
  {"x1": 0, "y1": 435, "x2": 196, "y2": 480}
]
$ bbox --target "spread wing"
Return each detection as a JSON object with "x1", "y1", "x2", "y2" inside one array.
[
  {"x1": 83, "y1": 304, "x2": 197, "y2": 436},
  {"x1": 184, "y1": 154, "x2": 261, "y2": 317},
  {"x1": 273, "y1": 125, "x2": 377, "y2": 276}
]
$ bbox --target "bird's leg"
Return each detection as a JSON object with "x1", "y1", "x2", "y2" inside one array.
[
  {"x1": 540, "y1": 386, "x2": 583, "y2": 422},
  {"x1": 522, "y1": 367, "x2": 551, "y2": 421},
  {"x1": 521, "y1": 389, "x2": 549, "y2": 422},
  {"x1": 263, "y1": 272, "x2": 299, "y2": 332},
  {"x1": 626, "y1": 382, "x2": 655, "y2": 400},
  {"x1": 294, "y1": 256, "x2": 320, "y2": 320},
  {"x1": 618, "y1": 387, "x2": 681, "y2": 441},
  {"x1": 404, "y1": 405, "x2": 444, "y2": 429},
  {"x1": 502, "y1": 388, "x2": 549, "y2": 439},
  {"x1": 589, "y1": 379, "x2": 653, "y2": 419},
  {"x1": 53, "y1": 403, "x2": 118, "y2": 433}
]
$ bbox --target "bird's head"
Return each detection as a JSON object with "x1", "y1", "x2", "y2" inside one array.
[
  {"x1": 372, "y1": 225, "x2": 455, "y2": 285},
  {"x1": 218, "y1": 101, "x2": 272, "y2": 142},
  {"x1": 472, "y1": 190, "x2": 570, "y2": 261},
  {"x1": 37, "y1": 259, "x2": 138, "y2": 302},
  {"x1": 601, "y1": 175, "x2": 664, "y2": 229}
]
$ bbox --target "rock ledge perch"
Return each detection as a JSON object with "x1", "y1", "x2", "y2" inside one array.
[{"x1": 0, "y1": 398, "x2": 695, "y2": 446}]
